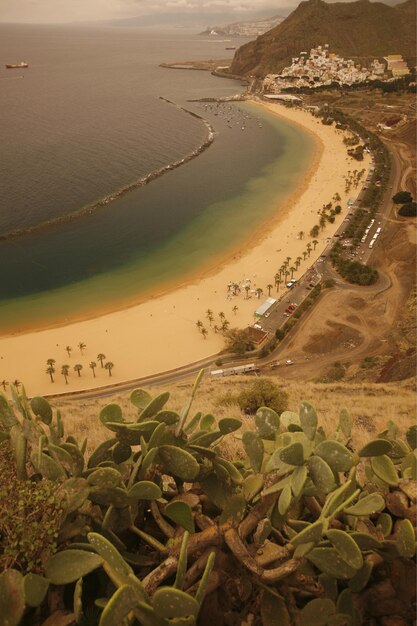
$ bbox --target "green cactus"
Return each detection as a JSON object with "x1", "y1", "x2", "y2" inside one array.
[
  {"x1": 87, "y1": 532, "x2": 149, "y2": 602},
  {"x1": 318, "y1": 573, "x2": 338, "y2": 601},
  {"x1": 74, "y1": 577, "x2": 84, "y2": 624},
  {"x1": 279, "y1": 442, "x2": 304, "y2": 466},
  {"x1": 154, "y1": 410, "x2": 180, "y2": 425},
  {"x1": 279, "y1": 410, "x2": 300, "y2": 430},
  {"x1": 23, "y1": 573, "x2": 50, "y2": 608},
  {"x1": 45, "y1": 549, "x2": 103, "y2": 584},
  {"x1": 61, "y1": 442, "x2": 85, "y2": 475},
  {"x1": 315, "y1": 440, "x2": 354, "y2": 473},
  {"x1": 98, "y1": 584, "x2": 142, "y2": 626},
  {"x1": 343, "y1": 493, "x2": 385, "y2": 516},
  {"x1": 31, "y1": 450, "x2": 67, "y2": 481},
  {"x1": 255, "y1": 407, "x2": 280, "y2": 439},
  {"x1": 0, "y1": 569, "x2": 25, "y2": 626},
  {"x1": 338, "y1": 408, "x2": 352, "y2": 439},
  {"x1": 307, "y1": 547, "x2": 357, "y2": 579},
  {"x1": 370, "y1": 454, "x2": 399, "y2": 486},
  {"x1": 10, "y1": 424, "x2": 27, "y2": 480},
  {"x1": 87, "y1": 467, "x2": 123, "y2": 488},
  {"x1": 326, "y1": 529, "x2": 363, "y2": 570},
  {"x1": 190, "y1": 430, "x2": 222, "y2": 447},
  {"x1": 200, "y1": 414, "x2": 215, "y2": 430},
  {"x1": 299, "y1": 401, "x2": 318, "y2": 441},
  {"x1": 100, "y1": 404, "x2": 124, "y2": 427},
  {"x1": 358, "y1": 438, "x2": 393, "y2": 457},
  {"x1": 376, "y1": 512, "x2": 393, "y2": 537},
  {"x1": 0, "y1": 393, "x2": 18, "y2": 432},
  {"x1": 242, "y1": 431, "x2": 264, "y2": 472},
  {"x1": 30, "y1": 396, "x2": 53, "y2": 425},
  {"x1": 291, "y1": 519, "x2": 324, "y2": 547},
  {"x1": 300, "y1": 598, "x2": 336, "y2": 626},
  {"x1": 308, "y1": 456, "x2": 337, "y2": 494},
  {"x1": 243, "y1": 474, "x2": 264, "y2": 501},
  {"x1": 58, "y1": 477, "x2": 90, "y2": 514},
  {"x1": 395, "y1": 519, "x2": 416, "y2": 558},
  {"x1": 174, "y1": 531, "x2": 189, "y2": 590},
  {"x1": 90, "y1": 486, "x2": 130, "y2": 508},
  {"x1": 164, "y1": 501, "x2": 195, "y2": 533},
  {"x1": 218, "y1": 417, "x2": 242, "y2": 434},
  {"x1": 157, "y1": 445, "x2": 200, "y2": 481},
  {"x1": 219, "y1": 494, "x2": 247, "y2": 524},
  {"x1": 406, "y1": 424, "x2": 417, "y2": 450},
  {"x1": 112, "y1": 442, "x2": 132, "y2": 464},
  {"x1": 278, "y1": 485, "x2": 292, "y2": 515},
  {"x1": 128, "y1": 481, "x2": 162, "y2": 501},
  {"x1": 87, "y1": 438, "x2": 117, "y2": 468},
  {"x1": 138, "y1": 392, "x2": 170, "y2": 422},
  {"x1": 214, "y1": 458, "x2": 243, "y2": 485},
  {"x1": 260, "y1": 593, "x2": 291, "y2": 626},
  {"x1": 195, "y1": 551, "x2": 216, "y2": 606},
  {"x1": 152, "y1": 587, "x2": 199, "y2": 620},
  {"x1": 130, "y1": 388, "x2": 152, "y2": 410},
  {"x1": 348, "y1": 561, "x2": 373, "y2": 593}
]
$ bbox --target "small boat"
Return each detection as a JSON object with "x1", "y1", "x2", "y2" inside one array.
[{"x1": 5, "y1": 61, "x2": 28, "y2": 69}]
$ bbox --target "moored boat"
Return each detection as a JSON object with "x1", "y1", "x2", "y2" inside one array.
[{"x1": 5, "y1": 62, "x2": 29, "y2": 69}]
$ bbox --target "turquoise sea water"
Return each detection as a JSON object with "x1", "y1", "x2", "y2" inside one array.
[{"x1": 0, "y1": 26, "x2": 313, "y2": 331}]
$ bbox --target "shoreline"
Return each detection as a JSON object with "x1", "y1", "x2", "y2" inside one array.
[{"x1": 0, "y1": 102, "x2": 370, "y2": 396}]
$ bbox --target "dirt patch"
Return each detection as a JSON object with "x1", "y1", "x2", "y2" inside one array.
[
  {"x1": 349, "y1": 297, "x2": 367, "y2": 310},
  {"x1": 346, "y1": 314, "x2": 361, "y2": 324},
  {"x1": 303, "y1": 320, "x2": 363, "y2": 354}
]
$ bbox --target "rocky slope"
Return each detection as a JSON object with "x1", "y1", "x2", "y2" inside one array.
[{"x1": 229, "y1": 0, "x2": 416, "y2": 77}]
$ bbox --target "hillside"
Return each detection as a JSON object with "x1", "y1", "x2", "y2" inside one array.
[
  {"x1": 229, "y1": 0, "x2": 417, "y2": 77},
  {"x1": 200, "y1": 14, "x2": 285, "y2": 38}
]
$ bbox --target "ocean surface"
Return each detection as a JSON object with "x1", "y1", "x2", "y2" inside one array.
[{"x1": 0, "y1": 24, "x2": 313, "y2": 330}]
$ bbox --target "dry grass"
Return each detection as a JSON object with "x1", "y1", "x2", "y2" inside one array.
[{"x1": 52, "y1": 376, "x2": 416, "y2": 456}]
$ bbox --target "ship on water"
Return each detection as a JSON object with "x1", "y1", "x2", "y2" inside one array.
[{"x1": 5, "y1": 61, "x2": 29, "y2": 69}]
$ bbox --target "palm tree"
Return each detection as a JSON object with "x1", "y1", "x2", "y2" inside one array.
[
  {"x1": 201, "y1": 327, "x2": 208, "y2": 340},
  {"x1": 97, "y1": 353, "x2": 106, "y2": 368},
  {"x1": 218, "y1": 311, "x2": 225, "y2": 322},
  {"x1": 302, "y1": 251, "x2": 308, "y2": 261},
  {"x1": 296, "y1": 256, "x2": 302, "y2": 268},
  {"x1": 284, "y1": 270, "x2": 290, "y2": 282},
  {"x1": 286, "y1": 256, "x2": 292, "y2": 266},
  {"x1": 319, "y1": 215, "x2": 327, "y2": 230},
  {"x1": 65, "y1": 346, "x2": 72, "y2": 358},
  {"x1": 334, "y1": 192, "x2": 341, "y2": 202},
  {"x1": 312, "y1": 239, "x2": 319, "y2": 250},
  {"x1": 0, "y1": 380, "x2": 8, "y2": 392},
  {"x1": 12, "y1": 380, "x2": 21, "y2": 390},
  {"x1": 306, "y1": 243, "x2": 312, "y2": 257},
  {"x1": 196, "y1": 320, "x2": 203, "y2": 330},
  {"x1": 244, "y1": 285, "x2": 251, "y2": 299},
  {"x1": 213, "y1": 324, "x2": 219, "y2": 334},
  {"x1": 276, "y1": 278, "x2": 282, "y2": 292},
  {"x1": 46, "y1": 358, "x2": 56, "y2": 369},
  {"x1": 78, "y1": 342, "x2": 86, "y2": 355},
  {"x1": 74, "y1": 364, "x2": 83, "y2": 377},
  {"x1": 298, "y1": 231, "x2": 305, "y2": 240},
  {"x1": 221, "y1": 320, "x2": 230, "y2": 333},
  {"x1": 290, "y1": 266, "x2": 296, "y2": 279},
  {"x1": 89, "y1": 361, "x2": 97, "y2": 378},
  {"x1": 46, "y1": 366, "x2": 55, "y2": 383},
  {"x1": 232, "y1": 305, "x2": 239, "y2": 315},
  {"x1": 206, "y1": 310, "x2": 214, "y2": 326},
  {"x1": 104, "y1": 362, "x2": 114, "y2": 377},
  {"x1": 61, "y1": 365, "x2": 70, "y2": 384},
  {"x1": 255, "y1": 288, "x2": 263, "y2": 299},
  {"x1": 266, "y1": 284, "x2": 273, "y2": 297}
]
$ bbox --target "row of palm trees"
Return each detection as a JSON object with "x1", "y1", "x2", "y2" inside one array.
[
  {"x1": 195, "y1": 309, "x2": 239, "y2": 339},
  {"x1": 45, "y1": 351, "x2": 114, "y2": 384}
]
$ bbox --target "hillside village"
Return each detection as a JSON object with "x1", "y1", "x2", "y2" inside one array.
[{"x1": 262, "y1": 45, "x2": 410, "y2": 93}]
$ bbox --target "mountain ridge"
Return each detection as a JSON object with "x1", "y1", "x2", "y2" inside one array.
[{"x1": 229, "y1": 0, "x2": 416, "y2": 77}]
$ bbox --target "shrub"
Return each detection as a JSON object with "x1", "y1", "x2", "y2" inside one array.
[
  {"x1": 393, "y1": 190, "x2": 412, "y2": 204},
  {"x1": 225, "y1": 328, "x2": 255, "y2": 355},
  {"x1": 236, "y1": 378, "x2": 288, "y2": 415},
  {"x1": 398, "y1": 202, "x2": 417, "y2": 217},
  {"x1": 275, "y1": 328, "x2": 285, "y2": 340}
]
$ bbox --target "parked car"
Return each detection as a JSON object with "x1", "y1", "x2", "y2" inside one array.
[
  {"x1": 286, "y1": 279, "x2": 297, "y2": 288},
  {"x1": 285, "y1": 308, "x2": 293, "y2": 314},
  {"x1": 285, "y1": 359, "x2": 294, "y2": 366}
]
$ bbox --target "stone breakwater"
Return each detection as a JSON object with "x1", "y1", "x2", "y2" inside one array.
[{"x1": 0, "y1": 99, "x2": 215, "y2": 243}]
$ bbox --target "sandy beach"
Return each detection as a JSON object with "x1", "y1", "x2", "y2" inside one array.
[{"x1": 0, "y1": 102, "x2": 370, "y2": 396}]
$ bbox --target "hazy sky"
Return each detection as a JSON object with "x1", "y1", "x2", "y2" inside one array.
[{"x1": 0, "y1": 0, "x2": 298, "y2": 24}]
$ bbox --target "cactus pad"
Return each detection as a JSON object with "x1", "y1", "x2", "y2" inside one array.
[
  {"x1": 30, "y1": 396, "x2": 53, "y2": 425},
  {"x1": 370, "y1": 455, "x2": 399, "y2": 486},
  {"x1": 164, "y1": 501, "x2": 195, "y2": 533},
  {"x1": 242, "y1": 431, "x2": 264, "y2": 472},
  {"x1": 299, "y1": 401, "x2": 318, "y2": 441},
  {"x1": 45, "y1": 550, "x2": 103, "y2": 585},
  {"x1": 315, "y1": 440, "x2": 354, "y2": 473},
  {"x1": 326, "y1": 529, "x2": 363, "y2": 570},
  {"x1": 343, "y1": 493, "x2": 385, "y2": 516},
  {"x1": 152, "y1": 587, "x2": 199, "y2": 619},
  {"x1": 308, "y1": 456, "x2": 336, "y2": 494},
  {"x1": 128, "y1": 481, "x2": 162, "y2": 501},
  {"x1": 23, "y1": 573, "x2": 49, "y2": 608},
  {"x1": 157, "y1": 445, "x2": 200, "y2": 481},
  {"x1": 358, "y1": 439, "x2": 393, "y2": 457},
  {"x1": 255, "y1": 407, "x2": 280, "y2": 439}
]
